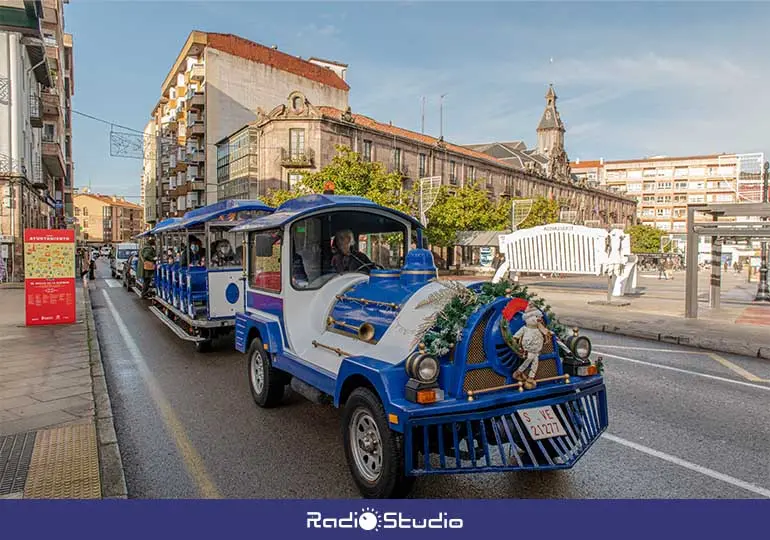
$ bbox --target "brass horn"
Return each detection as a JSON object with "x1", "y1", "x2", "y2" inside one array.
[{"x1": 327, "y1": 317, "x2": 376, "y2": 343}]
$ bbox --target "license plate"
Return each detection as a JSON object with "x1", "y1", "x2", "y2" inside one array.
[{"x1": 517, "y1": 406, "x2": 567, "y2": 440}]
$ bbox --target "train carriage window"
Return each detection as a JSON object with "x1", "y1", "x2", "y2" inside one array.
[
  {"x1": 248, "y1": 229, "x2": 282, "y2": 293},
  {"x1": 290, "y1": 210, "x2": 408, "y2": 291},
  {"x1": 208, "y1": 227, "x2": 244, "y2": 269}
]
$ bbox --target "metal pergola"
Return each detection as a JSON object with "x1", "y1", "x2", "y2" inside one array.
[{"x1": 685, "y1": 202, "x2": 770, "y2": 318}]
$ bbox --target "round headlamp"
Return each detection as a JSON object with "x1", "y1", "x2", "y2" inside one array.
[
  {"x1": 570, "y1": 336, "x2": 592, "y2": 360},
  {"x1": 405, "y1": 353, "x2": 440, "y2": 384}
]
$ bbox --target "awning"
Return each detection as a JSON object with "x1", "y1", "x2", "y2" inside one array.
[{"x1": 454, "y1": 230, "x2": 510, "y2": 247}]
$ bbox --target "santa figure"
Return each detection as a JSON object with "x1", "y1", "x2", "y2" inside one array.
[{"x1": 511, "y1": 303, "x2": 551, "y2": 389}]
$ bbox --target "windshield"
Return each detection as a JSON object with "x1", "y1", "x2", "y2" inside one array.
[{"x1": 118, "y1": 249, "x2": 137, "y2": 259}]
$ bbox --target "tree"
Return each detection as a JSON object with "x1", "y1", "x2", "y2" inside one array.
[
  {"x1": 516, "y1": 197, "x2": 561, "y2": 229},
  {"x1": 261, "y1": 145, "x2": 409, "y2": 212},
  {"x1": 625, "y1": 224, "x2": 668, "y2": 253},
  {"x1": 424, "y1": 182, "x2": 503, "y2": 247}
]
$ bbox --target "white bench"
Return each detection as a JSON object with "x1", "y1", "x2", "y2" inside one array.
[{"x1": 492, "y1": 223, "x2": 638, "y2": 297}]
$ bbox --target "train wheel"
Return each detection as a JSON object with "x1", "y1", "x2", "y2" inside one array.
[
  {"x1": 247, "y1": 338, "x2": 284, "y2": 408},
  {"x1": 195, "y1": 339, "x2": 212, "y2": 353},
  {"x1": 342, "y1": 387, "x2": 415, "y2": 498}
]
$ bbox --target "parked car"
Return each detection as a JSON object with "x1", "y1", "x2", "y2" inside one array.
[
  {"x1": 123, "y1": 254, "x2": 138, "y2": 290},
  {"x1": 91, "y1": 248, "x2": 100, "y2": 261},
  {"x1": 111, "y1": 242, "x2": 138, "y2": 279}
]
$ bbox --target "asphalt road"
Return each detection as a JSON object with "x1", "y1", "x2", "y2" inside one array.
[{"x1": 89, "y1": 260, "x2": 770, "y2": 499}]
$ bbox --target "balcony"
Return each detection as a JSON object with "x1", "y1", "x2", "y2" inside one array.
[
  {"x1": 280, "y1": 148, "x2": 315, "y2": 168},
  {"x1": 41, "y1": 90, "x2": 59, "y2": 118},
  {"x1": 41, "y1": 134, "x2": 65, "y2": 177},
  {"x1": 188, "y1": 122, "x2": 204, "y2": 137},
  {"x1": 186, "y1": 149, "x2": 205, "y2": 164},
  {"x1": 29, "y1": 94, "x2": 42, "y2": 127},
  {"x1": 188, "y1": 92, "x2": 204, "y2": 110},
  {"x1": 29, "y1": 157, "x2": 47, "y2": 190},
  {"x1": 190, "y1": 64, "x2": 204, "y2": 81}
]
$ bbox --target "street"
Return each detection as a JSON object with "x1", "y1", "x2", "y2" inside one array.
[{"x1": 89, "y1": 259, "x2": 770, "y2": 499}]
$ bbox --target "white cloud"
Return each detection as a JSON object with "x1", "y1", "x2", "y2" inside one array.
[{"x1": 296, "y1": 23, "x2": 339, "y2": 39}]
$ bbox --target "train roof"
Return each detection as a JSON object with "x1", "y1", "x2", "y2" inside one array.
[
  {"x1": 176, "y1": 199, "x2": 274, "y2": 229},
  {"x1": 231, "y1": 194, "x2": 423, "y2": 233}
]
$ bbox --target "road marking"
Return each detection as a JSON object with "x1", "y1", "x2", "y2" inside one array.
[
  {"x1": 604, "y1": 433, "x2": 770, "y2": 498},
  {"x1": 709, "y1": 352, "x2": 770, "y2": 382},
  {"x1": 101, "y1": 289, "x2": 222, "y2": 499},
  {"x1": 104, "y1": 279, "x2": 122, "y2": 288},
  {"x1": 595, "y1": 351, "x2": 770, "y2": 392},
  {"x1": 593, "y1": 344, "x2": 701, "y2": 355}
]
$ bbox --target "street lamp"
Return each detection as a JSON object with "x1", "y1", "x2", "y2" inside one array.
[{"x1": 755, "y1": 160, "x2": 770, "y2": 302}]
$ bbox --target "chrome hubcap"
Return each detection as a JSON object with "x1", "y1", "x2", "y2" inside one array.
[
  {"x1": 250, "y1": 351, "x2": 264, "y2": 395},
  {"x1": 350, "y1": 409, "x2": 383, "y2": 482}
]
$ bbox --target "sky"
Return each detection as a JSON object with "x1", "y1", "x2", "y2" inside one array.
[{"x1": 66, "y1": 1, "x2": 770, "y2": 201}]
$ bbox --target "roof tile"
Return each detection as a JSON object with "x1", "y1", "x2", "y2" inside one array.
[{"x1": 207, "y1": 33, "x2": 349, "y2": 91}]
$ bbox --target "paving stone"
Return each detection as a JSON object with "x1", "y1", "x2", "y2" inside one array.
[
  {"x1": 0, "y1": 396, "x2": 40, "y2": 411},
  {"x1": 30, "y1": 385, "x2": 92, "y2": 403},
  {"x1": 0, "y1": 411, "x2": 78, "y2": 437},
  {"x1": 8, "y1": 396, "x2": 92, "y2": 419}
]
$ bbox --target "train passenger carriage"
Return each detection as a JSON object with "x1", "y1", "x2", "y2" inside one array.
[
  {"x1": 232, "y1": 190, "x2": 608, "y2": 498},
  {"x1": 147, "y1": 200, "x2": 273, "y2": 351}
]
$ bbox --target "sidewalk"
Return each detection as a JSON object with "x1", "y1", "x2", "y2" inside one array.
[
  {"x1": 518, "y1": 271, "x2": 770, "y2": 359},
  {"x1": 0, "y1": 282, "x2": 126, "y2": 499}
]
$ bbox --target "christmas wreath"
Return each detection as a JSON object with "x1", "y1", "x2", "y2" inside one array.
[{"x1": 413, "y1": 279, "x2": 569, "y2": 358}]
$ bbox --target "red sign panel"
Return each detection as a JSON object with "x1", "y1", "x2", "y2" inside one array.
[{"x1": 24, "y1": 228, "x2": 76, "y2": 326}]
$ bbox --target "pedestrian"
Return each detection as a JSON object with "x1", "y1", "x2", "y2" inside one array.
[
  {"x1": 88, "y1": 249, "x2": 95, "y2": 280},
  {"x1": 657, "y1": 261, "x2": 668, "y2": 280},
  {"x1": 492, "y1": 252, "x2": 503, "y2": 271},
  {"x1": 0, "y1": 254, "x2": 6, "y2": 283},
  {"x1": 139, "y1": 237, "x2": 157, "y2": 298},
  {"x1": 80, "y1": 249, "x2": 91, "y2": 286}
]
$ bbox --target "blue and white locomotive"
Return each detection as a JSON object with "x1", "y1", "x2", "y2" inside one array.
[
  {"x1": 142, "y1": 200, "x2": 272, "y2": 351},
  {"x1": 231, "y1": 191, "x2": 608, "y2": 498}
]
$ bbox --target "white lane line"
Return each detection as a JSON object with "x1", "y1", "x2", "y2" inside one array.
[
  {"x1": 595, "y1": 351, "x2": 770, "y2": 392},
  {"x1": 604, "y1": 433, "x2": 770, "y2": 498},
  {"x1": 593, "y1": 344, "x2": 701, "y2": 354},
  {"x1": 104, "y1": 279, "x2": 122, "y2": 288},
  {"x1": 100, "y1": 289, "x2": 222, "y2": 498}
]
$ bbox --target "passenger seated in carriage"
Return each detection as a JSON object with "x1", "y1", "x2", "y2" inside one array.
[
  {"x1": 210, "y1": 239, "x2": 239, "y2": 267},
  {"x1": 331, "y1": 229, "x2": 376, "y2": 274},
  {"x1": 180, "y1": 236, "x2": 206, "y2": 267}
]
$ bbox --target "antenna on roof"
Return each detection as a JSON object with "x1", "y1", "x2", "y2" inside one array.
[
  {"x1": 440, "y1": 94, "x2": 447, "y2": 139},
  {"x1": 420, "y1": 97, "x2": 425, "y2": 134}
]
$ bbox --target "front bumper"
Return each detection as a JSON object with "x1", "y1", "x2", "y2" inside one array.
[{"x1": 404, "y1": 382, "x2": 607, "y2": 476}]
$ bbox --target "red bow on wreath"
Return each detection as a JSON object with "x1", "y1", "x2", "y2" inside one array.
[{"x1": 502, "y1": 298, "x2": 529, "y2": 321}]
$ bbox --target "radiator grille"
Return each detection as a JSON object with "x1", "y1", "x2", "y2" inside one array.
[
  {"x1": 466, "y1": 310, "x2": 493, "y2": 365},
  {"x1": 535, "y1": 358, "x2": 558, "y2": 379},
  {"x1": 463, "y1": 368, "x2": 506, "y2": 393}
]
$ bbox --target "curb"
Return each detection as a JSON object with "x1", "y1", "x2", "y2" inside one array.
[
  {"x1": 83, "y1": 284, "x2": 128, "y2": 499},
  {"x1": 558, "y1": 315, "x2": 770, "y2": 360}
]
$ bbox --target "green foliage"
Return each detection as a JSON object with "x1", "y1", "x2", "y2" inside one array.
[
  {"x1": 517, "y1": 197, "x2": 561, "y2": 229},
  {"x1": 262, "y1": 145, "x2": 410, "y2": 213},
  {"x1": 625, "y1": 224, "x2": 669, "y2": 253},
  {"x1": 420, "y1": 279, "x2": 568, "y2": 358},
  {"x1": 424, "y1": 182, "x2": 507, "y2": 247}
]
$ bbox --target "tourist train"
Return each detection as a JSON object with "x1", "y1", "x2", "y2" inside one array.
[{"x1": 131, "y1": 187, "x2": 608, "y2": 498}]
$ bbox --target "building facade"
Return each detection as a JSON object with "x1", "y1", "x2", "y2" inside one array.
[
  {"x1": 74, "y1": 192, "x2": 144, "y2": 244},
  {"x1": 143, "y1": 31, "x2": 349, "y2": 224},
  {"x1": 0, "y1": 0, "x2": 74, "y2": 280},
  {"x1": 216, "y1": 91, "x2": 636, "y2": 226},
  {"x1": 571, "y1": 152, "x2": 766, "y2": 257},
  {"x1": 141, "y1": 120, "x2": 157, "y2": 225}
]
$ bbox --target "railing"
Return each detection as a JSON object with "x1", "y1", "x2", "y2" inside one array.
[
  {"x1": 190, "y1": 64, "x2": 204, "y2": 80},
  {"x1": 29, "y1": 94, "x2": 42, "y2": 126},
  {"x1": 280, "y1": 147, "x2": 314, "y2": 167}
]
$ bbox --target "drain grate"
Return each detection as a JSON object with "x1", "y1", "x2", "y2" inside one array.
[{"x1": 0, "y1": 432, "x2": 37, "y2": 496}]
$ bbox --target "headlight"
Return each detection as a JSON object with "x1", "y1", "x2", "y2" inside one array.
[
  {"x1": 405, "y1": 353, "x2": 439, "y2": 384},
  {"x1": 570, "y1": 336, "x2": 592, "y2": 360}
]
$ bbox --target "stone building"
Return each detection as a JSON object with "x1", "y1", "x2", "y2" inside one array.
[
  {"x1": 143, "y1": 31, "x2": 349, "y2": 224},
  {"x1": 216, "y1": 90, "x2": 636, "y2": 226}
]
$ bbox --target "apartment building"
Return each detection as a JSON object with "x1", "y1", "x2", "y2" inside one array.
[
  {"x1": 74, "y1": 192, "x2": 144, "y2": 244},
  {"x1": 145, "y1": 31, "x2": 349, "y2": 222},
  {"x1": 216, "y1": 90, "x2": 636, "y2": 225},
  {"x1": 572, "y1": 152, "x2": 767, "y2": 257},
  {"x1": 0, "y1": 0, "x2": 74, "y2": 280},
  {"x1": 141, "y1": 119, "x2": 157, "y2": 225}
]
